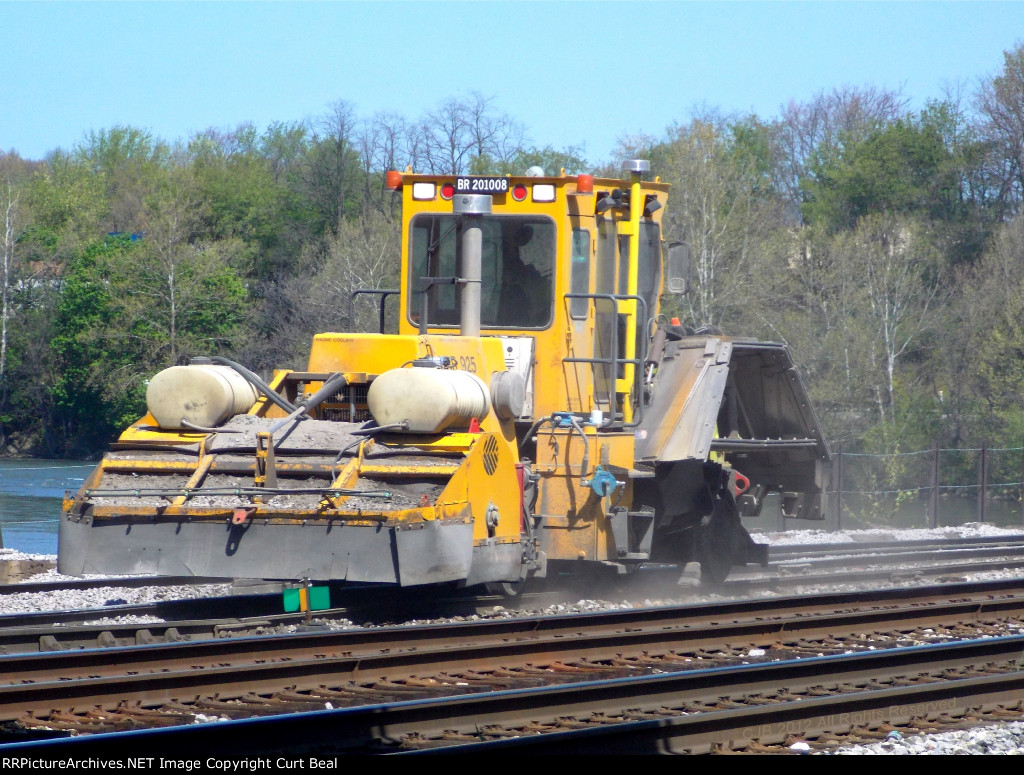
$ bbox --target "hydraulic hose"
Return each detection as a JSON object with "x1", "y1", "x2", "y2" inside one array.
[
  {"x1": 519, "y1": 415, "x2": 554, "y2": 457},
  {"x1": 568, "y1": 416, "x2": 591, "y2": 484},
  {"x1": 269, "y1": 372, "x2": 347, "y2": 434}
]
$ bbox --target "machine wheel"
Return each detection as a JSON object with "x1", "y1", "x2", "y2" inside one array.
[
  {"x1": 696, "y1": 491, "x2": 744, "y2": 585},
  {"x1": 484, "y1": 580, "x2": 525, "y2": 597}
]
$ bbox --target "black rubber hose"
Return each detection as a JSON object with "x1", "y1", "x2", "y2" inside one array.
[
  {"x1": 518, "y1": 415, "x2": 553, "y2": 457},
  {"x1": 300, "y1": 372, "x2": 347, "y2": 412},
  {"x1": 269, "y1": 372, "x2": 347, "y2": 433}
]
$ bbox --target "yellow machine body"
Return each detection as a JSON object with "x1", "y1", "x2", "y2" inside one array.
[{"x1": 58, "y1": 163, "x2": 830, "y2": 586}]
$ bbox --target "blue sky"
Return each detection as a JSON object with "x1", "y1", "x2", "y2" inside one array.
[{"x1": 2, "y1": 1, "x2": 1022, "y2": 165}]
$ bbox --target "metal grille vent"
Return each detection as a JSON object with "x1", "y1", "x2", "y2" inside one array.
[{"x1": 319, "y1": 384, "x2": 371, "y2": 423}]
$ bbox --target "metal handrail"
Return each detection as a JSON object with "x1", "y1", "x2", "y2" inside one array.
[
  {"x1": 348, "y1": 289, "x2": 400, "y2": 334},
  {"x1": 416, "y1": 276, "x2": 463, "y2": 335},
  {"x1": 562, "y1": 293, "x2": 649, "y2": 428}
]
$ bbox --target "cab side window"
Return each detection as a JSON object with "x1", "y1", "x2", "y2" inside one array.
[{"x1": 569, "y1": 228, "x2": 590, "y2": 319}]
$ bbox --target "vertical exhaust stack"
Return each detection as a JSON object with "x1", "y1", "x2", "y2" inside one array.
[{"x1": 453, "y1": 193, "x2": 491, "y2": 338}]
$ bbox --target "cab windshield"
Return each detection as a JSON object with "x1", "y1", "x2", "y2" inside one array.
[{"x1": 408, "y1": 214, "x2": 555, "y2": 329}]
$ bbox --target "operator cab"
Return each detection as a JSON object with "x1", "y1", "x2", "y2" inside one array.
[
  {"x1": 390, "y1": 165, "x2": 675, "y2": 425},
  {"x1": 409, "y1": 214, "x2": 556, "y2": 330}
]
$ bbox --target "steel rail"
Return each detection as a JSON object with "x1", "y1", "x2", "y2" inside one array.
[
  {"x1": 0, "y1": 575, "x2": 228, "y2": 596},
  {"x1": 728, "y1": 557, "x2": 1024, "y2": 592},
  {"x1": 770, "y1": 545, "x2": 1024, "y2": 569},
  {"x1": 768, "y1": 534, "x2": 1024, "y2": 559}
]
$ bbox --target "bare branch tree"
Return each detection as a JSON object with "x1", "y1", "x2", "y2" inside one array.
[
  {"x1": 976, "y1": 43, "x2": 1024, "y2": 208},
  {"x1": 834, "y1": 215, "x2": 942, "y2": 429},
  {"x1": 419, "y1": 96, "x2": 471, "y2": 175},
  {"x1": 0, "y1": 177, "x2": 19, "y2": 401},
  {"x1": 305, "y1": 100, "x2": 360, "y2": 234},
  {"x1": 463, "y1": 90, "x2": 525, "y2": 169},
  {"x1": 271, "y1": 214, "x2": 401, "y2": 364},
  {"x1": 658, "y1": 118, "x2": 776, "y2": 329},
  {"x1": 418, "y1": 93, "x2": 525, "y2": 174},
  {"x1": 358, "y1": 112, "x2": 414, "y2": 221}
]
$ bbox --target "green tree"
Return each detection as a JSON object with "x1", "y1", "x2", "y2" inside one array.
[
  {"x1": 50, "y1": 236, "x2": 144, "y2": 453},
  {"x1": 50, "y1": 211, "x2": 248, "y2": 454},
  {"x1": 23, "y1": 150, "x2": 105, "y2": 265},
  {"x1": 774, "y1": 85, "x2": 909, "y2": 220},
  {"x1": 0, "y1": 153, "x2": 64, "y2": 452},
  {"x1": 186, "y1": 125, "x2": 313, "y2": 280},
  {"x1": 74, "y1": 125, "x2": 169, "y2": 234},
  {"x1": 651, "y1": 116, "x2": 782, "y2": 331},
  {"x1": 507, "y1": 145, "x2": 589, "y2": 176},
  {"x1": 782, "y1": 215, "x2": 943, "y2": 445},
  {"x1": 918, "y1": 96, "x2": 999, "y2": 265},
  {"x1": 0, "y1": 171, "x2": 22, "y2": 447},
  {"x1": 968, "y1": 212, "x2": 1024, "y2": 432},
  {"x1": 801, "y1": 118, "x2": 954, "y2": 231},
  {"x1": 134, "y1": 166, "x2": 248, "y2": 364}
]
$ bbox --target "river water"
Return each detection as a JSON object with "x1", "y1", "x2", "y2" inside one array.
[{"x1": 0, "y1": 460, "x2": 92, "y2": 555}]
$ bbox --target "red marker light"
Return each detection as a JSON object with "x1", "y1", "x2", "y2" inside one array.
[
  {"x1": 577, "y1": 174, "x2": 594, "y2": 194},
  {"x1": 512, "y1": 184, "x2": 528, "y2": 201},
  {"x1": 440, "y1": 182, "x2": 455, "y2": 199},
  {"x1": 385, "y1": 170, "x2": 403, "y2": 190}
]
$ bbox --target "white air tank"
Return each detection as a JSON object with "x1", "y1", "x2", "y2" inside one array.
[
  {"x1": 146, "y1": 365, "x2": 259, "y2": 430},
  {"x1": 367, "y1": 367, "x2": 490, "y2": 433}
]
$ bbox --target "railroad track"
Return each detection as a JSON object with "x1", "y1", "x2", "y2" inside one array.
[
  {"x1": 5, "y1": 534, "x2": 1024, "y2": 653},
  {"x1": 5, "y1": 578, "x2": 1024, "y2": 752},
  {"x1": 17, "y1": 633, "x2": 1024, "y2": 755},
  {"x1": 0, "y1": 586, "x2": 553, "y2": 654}
]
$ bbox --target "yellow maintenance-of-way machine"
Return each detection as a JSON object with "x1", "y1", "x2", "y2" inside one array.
[{"x1": 58, "y1": 161, "x2": 830, "y2": 588}]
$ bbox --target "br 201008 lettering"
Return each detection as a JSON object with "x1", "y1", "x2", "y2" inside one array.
[{"x1": 456, "y1": 177, "x2": 509, "y2": 194}]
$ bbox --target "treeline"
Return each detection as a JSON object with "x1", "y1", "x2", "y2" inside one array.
[{"x1": 1, "y1": 48, "x2": 1024, "y2": 459}]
